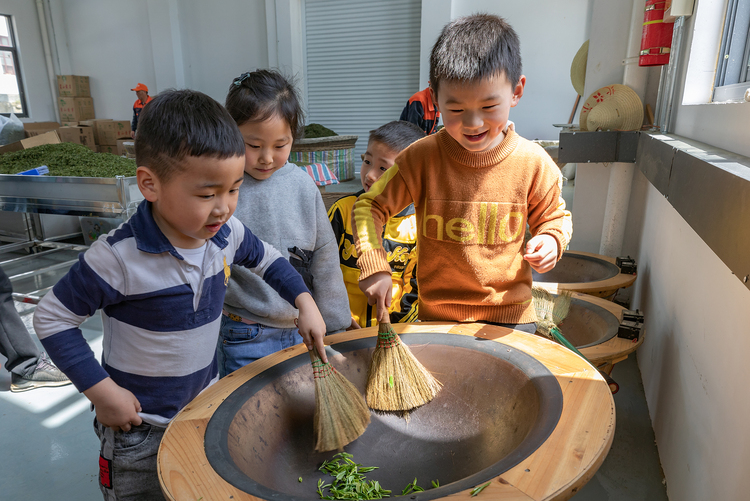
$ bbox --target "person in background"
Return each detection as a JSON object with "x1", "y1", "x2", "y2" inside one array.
[
  {"x1": 218, "y1": 69, "x2": 352, "y2": 377},
  {"x1": 399, "y1": 85, "x2": 441, "y2": 134},
  {"x1": 33, "y1": 89, "x2": 327, "y2": 500},
  {"x1": 0, "y1": 265, "x2": 70, "y2": 392},
  {"x1": 328, "y1": 120, "x2": 425, "y2": 328},
  {"x1": 130, "y1": 83, "x2": 153, "y2": 138},
  {"x1": 354, "y1": 14, "x2": 572, "y2": 334}
]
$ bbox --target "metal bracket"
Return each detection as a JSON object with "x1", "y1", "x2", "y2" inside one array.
[
  {"x1": 618, "y1": 309, "x2": 644, "y2": 340},
  {"x1": 616, "y1": 255, "x2": 638, "y2": 275}
]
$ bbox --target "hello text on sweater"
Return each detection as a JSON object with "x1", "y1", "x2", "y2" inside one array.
[{"x1": 421, "y1": 199, "x2": 525, "y2": 245}]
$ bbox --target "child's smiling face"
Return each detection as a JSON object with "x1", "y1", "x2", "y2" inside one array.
[
  {"x1": 238, "y1": 113, "x2": 293, "y2": 181},
  {"x1": 433, "y1": 72, "x2": 525, "y2": 153}
]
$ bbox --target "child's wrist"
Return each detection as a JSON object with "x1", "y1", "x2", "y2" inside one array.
[{"x1": 294, "y1": 291, "x2": 314, "y2": 310}]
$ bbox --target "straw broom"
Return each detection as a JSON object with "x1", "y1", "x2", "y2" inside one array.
[
  {"x1": 532, "y1": 286, "x2": 619, "y2": 392},
  {"x1": 310, "y1": 347, "x2": 370, "y2": 452},
  {"x1": 366, "y1": 310, "x2": 442, "y2": 412}
]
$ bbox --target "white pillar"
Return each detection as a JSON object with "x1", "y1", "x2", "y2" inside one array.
[
  {"x1": 598, "y1": 0, "x2": 647, "y2": 257},
  {"x1": 599, "y1": 162, "x2": 635, "y2": 255}
]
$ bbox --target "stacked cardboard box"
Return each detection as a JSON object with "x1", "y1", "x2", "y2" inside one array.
[
  {"x1": 57, "y1": 75, "x2": 90, "y2": 97},
  {"x1": 57, "y1": 75, "x2": 95, "y2": 122},
  {"x1": 78, "y1": 119, "x2": 111, "y2": 144},
  {"x1": 58, "y1": 97, "x2": 95, "y2": 122},
  {"x1": 23, "y1": 122, "x2": 60, "y2": 138},
  {"x1": 95, "y1": 120, "x2": 131, "y2": 153},
  {"x1": 57, "y1": 126, "x2": 96, "y2": 151}
]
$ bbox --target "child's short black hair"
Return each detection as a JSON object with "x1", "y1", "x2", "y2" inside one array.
[
  {"x1": 225, "y1": 69, "x2": 304, "y2": 142},
  {"x1": 429, "y1": 14, "x2": 522, "y2": 95},
  {"x1": 135, "y1": 89, "x2": 245, "y2": 182},
  {"x1": 368, "y1": 120, "x2": 426, "y2": 153}
]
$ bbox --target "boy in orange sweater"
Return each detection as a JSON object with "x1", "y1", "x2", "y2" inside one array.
[{"x1": 353, "y1": 14, "x2": 572, "y2": 333}]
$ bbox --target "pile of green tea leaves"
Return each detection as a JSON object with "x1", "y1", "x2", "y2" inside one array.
[
  {"x1": 0, "y1": 143, "x2": 136, "y2": 177},
  {"x1": 304, "y1": 123, "x2": 338, "y2": 138},
  {"x1": 314, "y1": 453, "x2": 439, "y2": 500}
]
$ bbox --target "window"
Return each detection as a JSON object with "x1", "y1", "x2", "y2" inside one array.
[
  {"x1": 0, "y1": 14, "x2": 26, "y2": 116},
  {"x1": 713, "y1": 0, "x2": 750, "y2": 102}
]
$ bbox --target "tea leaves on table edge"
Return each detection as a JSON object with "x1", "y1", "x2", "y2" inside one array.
[{"x1": 0, "y1": 142, "x2": 137, "y2": 177}]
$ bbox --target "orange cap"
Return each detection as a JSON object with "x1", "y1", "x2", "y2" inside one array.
[{"x1": 131, "y1": 83, "x2": 148, "y2": 92}]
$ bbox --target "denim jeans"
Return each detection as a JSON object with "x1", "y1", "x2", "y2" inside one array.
[
  {"x1": 217, "y1": 315, "x2": 304, "y2": 377},
  {"x1": 94, "y1": 418, "x2": 166, "y2": 501}
]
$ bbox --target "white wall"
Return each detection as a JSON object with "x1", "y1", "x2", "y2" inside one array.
[
  {"x1": 17, "y1": 0, "x2": 589, "y2": 142},
  {"x1": 16, "y1": 0, "x2": 269, "y2": 123},
  {"x1": 177, "y1": 0, "x2": 268, "y2": 103},
  {"x1": 449, "y1": 0, "x2": 594, "y2": 141},
  {"x1": 623, "y1": 170, "x2": 750, "y2": 501},
  {"x1": 619, "y1": 1, "x2": 750, "y2": 500},
  {"x1": 4, "y1": 0, "x2": 57, "y2": 121},
  {"x1": 54, "y1": 0, "x2": 156, "y2": 121}
]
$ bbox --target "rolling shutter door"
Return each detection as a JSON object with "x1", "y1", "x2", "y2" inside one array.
[{"x1": 304, "y1": 0, "x2": 422, "y2": 168}]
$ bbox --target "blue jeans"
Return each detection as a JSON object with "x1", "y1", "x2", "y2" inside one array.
[{"x1": 217, "y1": 315, "x2": 304, "y2": 377}]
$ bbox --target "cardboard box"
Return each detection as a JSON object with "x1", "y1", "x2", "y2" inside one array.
[
  {"x1": 23, "y1": 122, "x2": 61, "y2": 137},
  {"x1": 78, "y1": 119, "x2": 111, "y2": 143},
  {"x1": 57, "y1": 126, "x2": 97, "y2": 151},
  {"x1": 96, "y1": 120, "x2": 131, "y2": 145},
  {"x1": 0, "y1": 130, "x2": 61, "y2": 155},
  {"x1": 98, "y1": 144, "x2": 117, "y2": 154},
  {"x1": 61, "y1": 122, "x2": 78, "y2": 127},
  {"x1": 58, "y1": 97, "x2": 95, "y2": 122},
  {"x1": 117, "y1": 138, "x2": 134, "y2": 156},
  {"x1": 57, "y1": 75, "x2": 90, "y2": 97}
]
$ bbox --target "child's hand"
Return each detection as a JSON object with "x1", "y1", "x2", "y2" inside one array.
[
  {"x1": 295, "y1": 292, "x2": 328, "y2": 363},
  {"x1": 348, "y1": 318, "x2": 361, "y2": 330},
  {"x1": 83, "y1": 378, "x2": 142, "y2": 432},
  {"x1": 523, "y1": 234, "x2": 559, "y2": 273},
  {"x1": 359, "y1": 272, "x2": 392, "y2": 323}
]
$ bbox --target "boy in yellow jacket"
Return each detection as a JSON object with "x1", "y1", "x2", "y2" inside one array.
[{"x1": 328, "y1": 120, "x2": 425, "y2": 327}]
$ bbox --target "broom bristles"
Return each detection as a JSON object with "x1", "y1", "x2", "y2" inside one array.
[
  {"x1": 310, "y1": 349, "x2": 370, "y2": 452},
  {"x1": 366, "y1": 321, "x2": 442, "y2": 412},
  {"x1": 532, "y1": 286, "x2": 573, "y2": 338}
]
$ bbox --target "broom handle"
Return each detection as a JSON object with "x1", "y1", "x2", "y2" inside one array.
[
  {"x1": 377, "y1": 303, "x2": 389, "y2": 324},
  {"x1": 310, "y1": 346, "x2": 325, "y2": 364}
]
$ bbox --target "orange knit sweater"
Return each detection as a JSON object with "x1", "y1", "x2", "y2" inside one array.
[{"x1": 353, "y1": 126, "x2": 572, "y2": 324}]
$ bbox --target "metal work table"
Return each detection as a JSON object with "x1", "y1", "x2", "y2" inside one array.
[{"x1": 0, "y1": 174, "x2": 143, "y2": 302}]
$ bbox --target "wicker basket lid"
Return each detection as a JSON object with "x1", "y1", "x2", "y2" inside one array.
[{"x1": 291, "y1": 135, "x2": 358, "y2": 151}]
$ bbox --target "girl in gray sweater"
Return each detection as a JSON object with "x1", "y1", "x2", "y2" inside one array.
[{"x1": 218, "y1": 69, "x2": 353, "y2": 376}]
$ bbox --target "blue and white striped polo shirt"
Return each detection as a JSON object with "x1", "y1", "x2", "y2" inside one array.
[{"x1": 34, "y1": 200, "x2": 308, "y2": 426}]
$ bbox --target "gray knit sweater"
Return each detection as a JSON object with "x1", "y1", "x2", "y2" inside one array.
[{"x1": 223, "y1": 162, "x2": 351, "y2": 333}]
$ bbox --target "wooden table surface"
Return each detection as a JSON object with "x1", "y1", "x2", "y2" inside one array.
[
  {"x1": 534, "y1": 251, "x2": 637, "y2": 299},
  {"x1": 158, "y1": 323, "x2": 615, "y2": 501},
  {"x1": 567, "y1": 291, "x2": 644, "y2": 367}
]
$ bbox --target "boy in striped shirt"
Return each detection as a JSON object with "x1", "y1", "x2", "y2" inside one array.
[{"x1": 33, "y1": 89, "x2": 327, "y2": 500}]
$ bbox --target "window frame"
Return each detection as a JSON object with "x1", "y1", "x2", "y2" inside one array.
[
  {"x1": 713, "y1": 0, "x2": 750, "y2": 102},
  {"x1": 0, "y1": 13, "x2": 28, "y2": 118}
]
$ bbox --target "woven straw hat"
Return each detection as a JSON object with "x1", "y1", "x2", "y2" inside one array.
[
  {"x1": 570, "y1": 40, "x2": 589, "y2": 96},
  {"x1": 580, "y1": 84, "x2": 644, "y2": 131}
]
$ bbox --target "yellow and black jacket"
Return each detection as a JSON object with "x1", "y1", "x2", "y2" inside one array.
[{"x1": 328, "y1": 190, "x2": 418, "y2": 327}]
